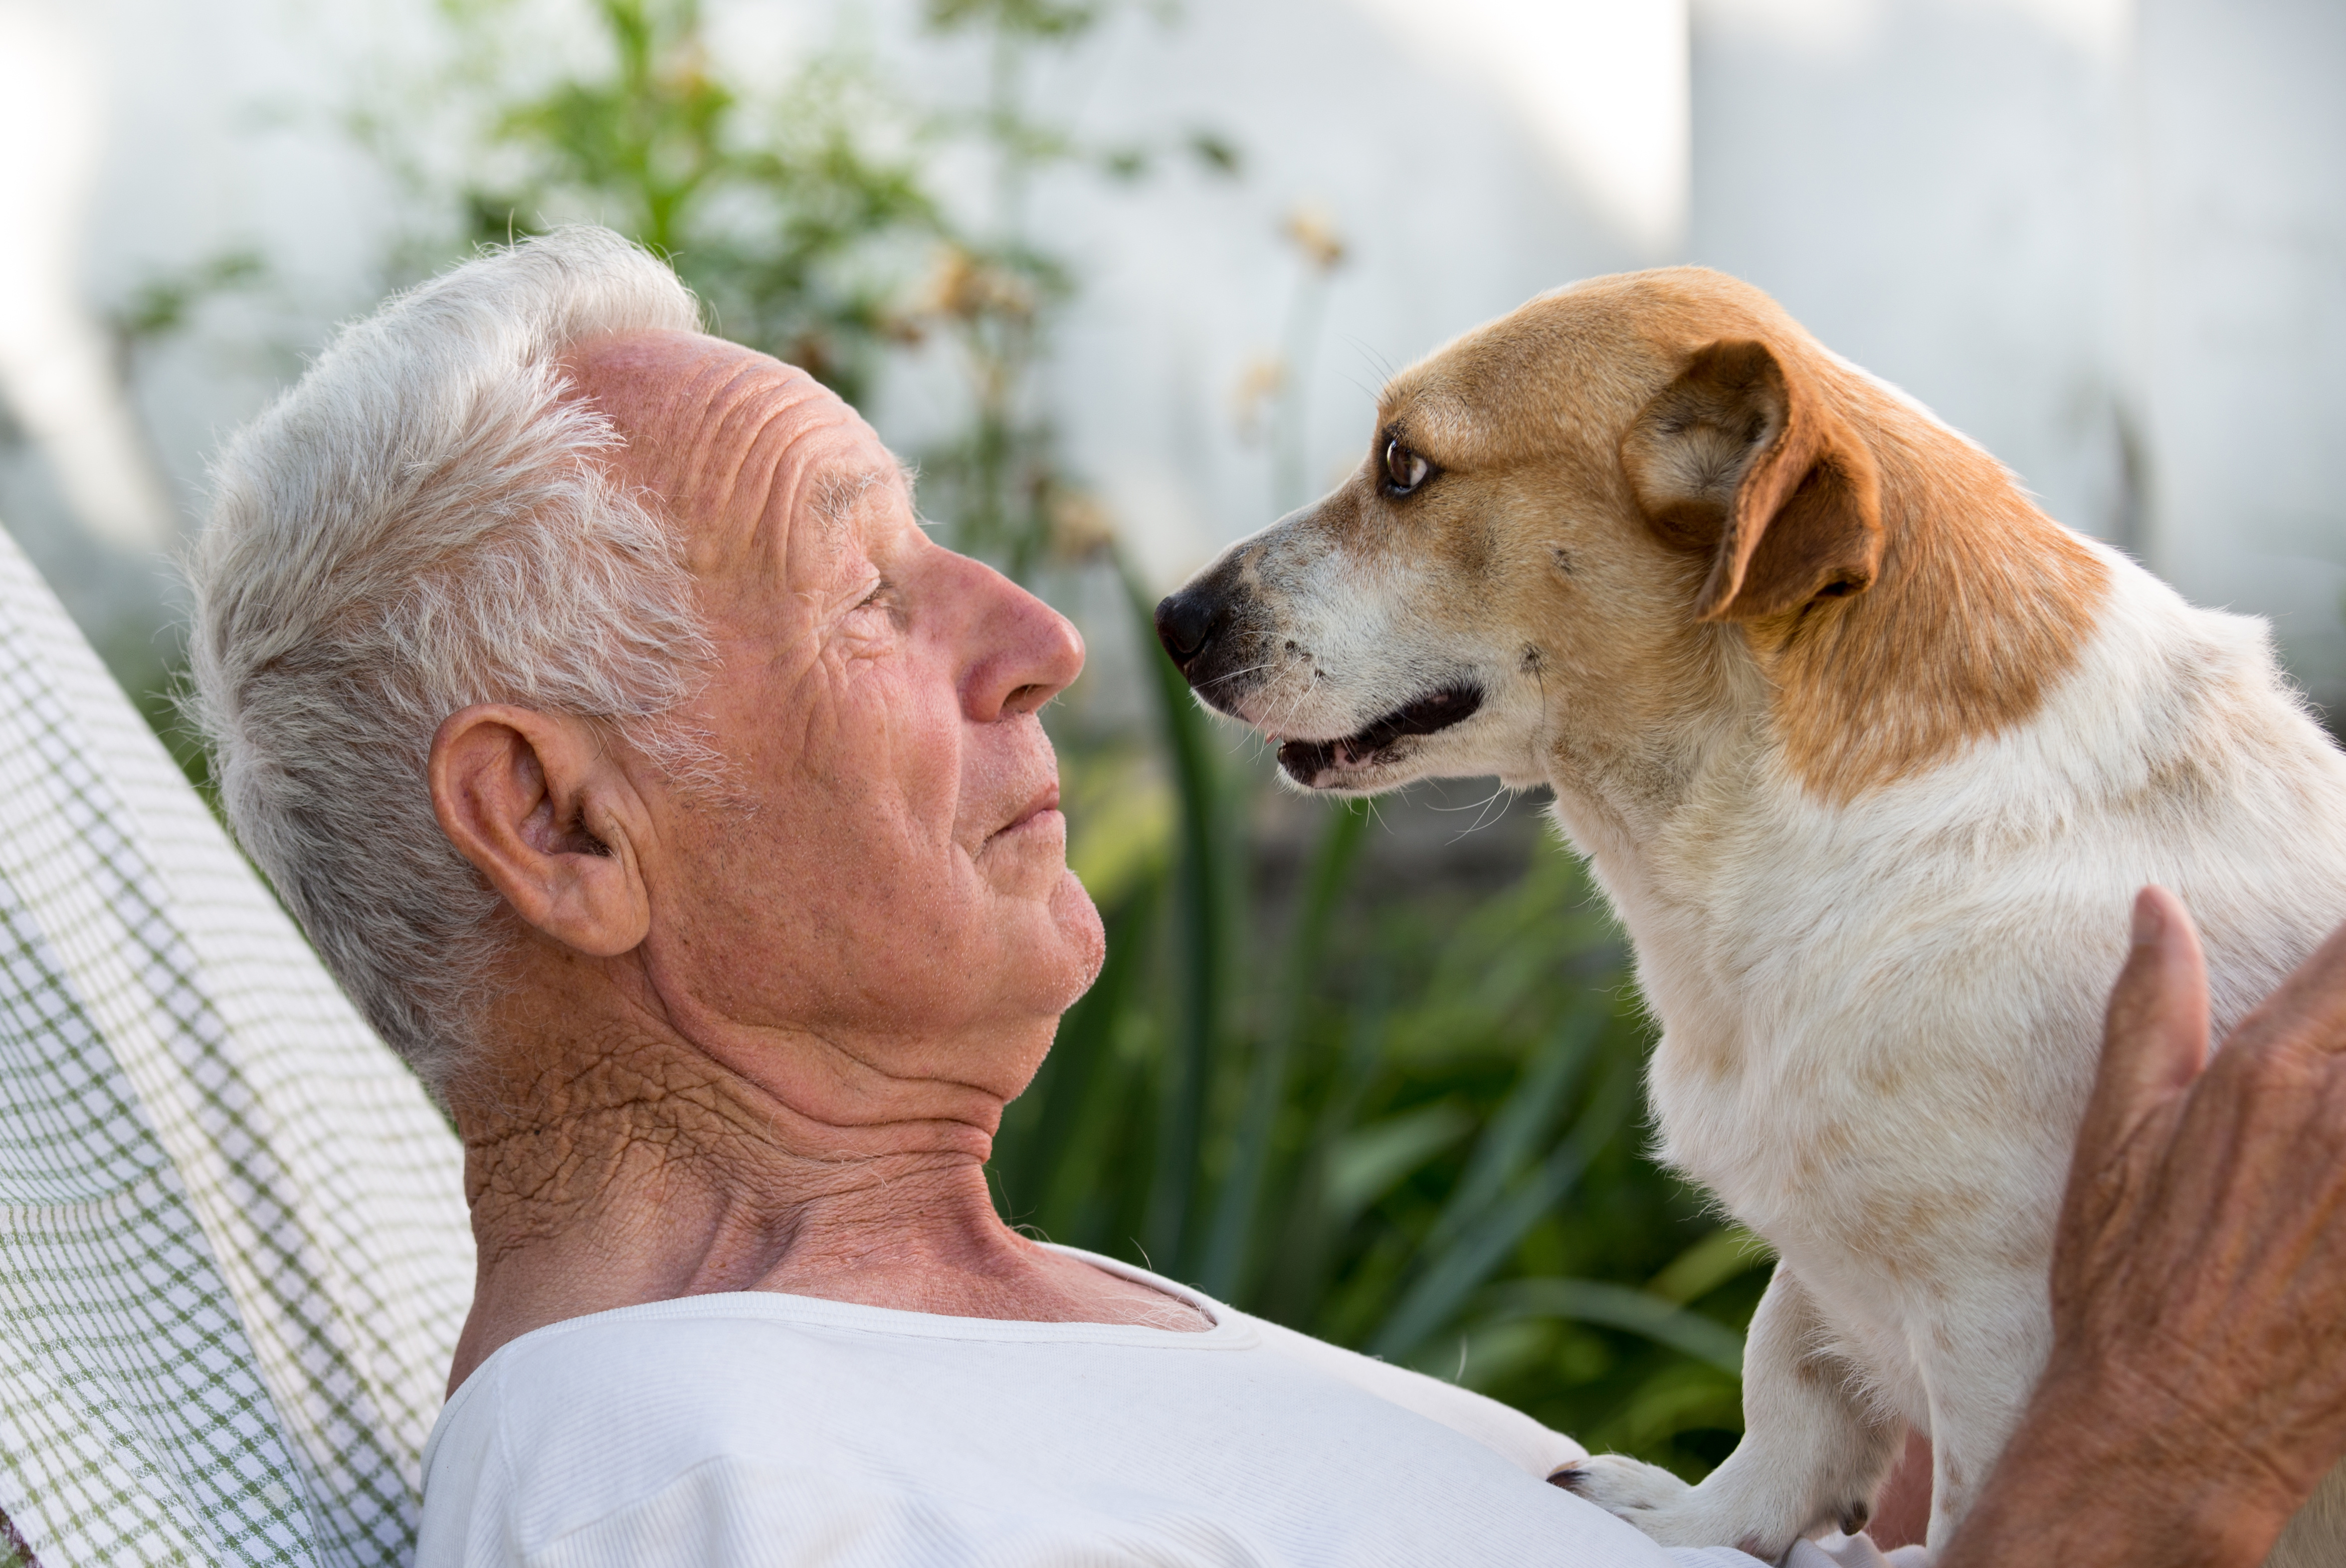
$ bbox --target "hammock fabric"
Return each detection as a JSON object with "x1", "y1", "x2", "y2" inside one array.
[{"x1": 0, "y1": 522, "x2": 472, "y2": 1568}]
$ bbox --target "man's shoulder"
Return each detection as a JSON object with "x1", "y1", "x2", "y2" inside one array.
[
  {"x1": 1234, "y1": 1312, "x2": 1587, "y2": 1480},
  {"x1": 441, "y1": 1296, "x2": 879, "y2": 1463},
  {"x1": 421, "y1": 1297, "x2": 907, "y2": 1565}
]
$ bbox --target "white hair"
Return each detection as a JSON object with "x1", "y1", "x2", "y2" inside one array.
[{"x1": 188, "y1": 226, "x2": 713, "y2": 1095}]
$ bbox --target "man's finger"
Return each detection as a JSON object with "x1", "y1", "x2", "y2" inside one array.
[{"x1": 2079, "y1": 887, "x2": 2211, "y2": 1161}]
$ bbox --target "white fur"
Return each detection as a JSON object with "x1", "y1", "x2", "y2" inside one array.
[
  {"x1": 1553, "y1": 545, "x2": 2346, "y2": 1561},
  {"x1": 1189, "y1": 514, "x2": 2346, "y2": 1561}
]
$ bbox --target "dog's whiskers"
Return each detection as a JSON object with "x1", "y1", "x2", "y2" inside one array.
[
  {"x1": 1197, "y1": 660, "x2": 1272, "y2": 694},
  {"x1": 1433, "y1": 782, "x2": 1515, "y2": 842}
]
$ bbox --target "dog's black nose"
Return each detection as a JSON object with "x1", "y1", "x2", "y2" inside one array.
[{"x1": 1154, "y1": 588, "x2": 1222, "y2": 671}]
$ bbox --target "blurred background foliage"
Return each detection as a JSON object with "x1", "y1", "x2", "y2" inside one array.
[{"x1": 307, "y1": 0, "x2": 1769, "y2": 1477}]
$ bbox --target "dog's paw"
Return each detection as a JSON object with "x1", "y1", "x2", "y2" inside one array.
[
  {"x1": 1550, "y1": 1454, "x2": 1696, "y2": 1523},
  {"x1": 1550, "y1": 1453, "x2": 1829, "y2": 1561}
]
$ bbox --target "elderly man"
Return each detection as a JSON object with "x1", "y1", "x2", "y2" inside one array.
[{"x1": 189, "y1": 228, "x2": 2346, "y2": 1568}]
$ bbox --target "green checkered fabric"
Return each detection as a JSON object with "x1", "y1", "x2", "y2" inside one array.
[{"x1": 0, "y1": 522, "x2": 474, "y2": 1567}]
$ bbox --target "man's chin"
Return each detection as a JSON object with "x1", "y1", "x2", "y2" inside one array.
[{"x1": 1036, "y1": 870, "x2": 1108, "y2": 1008}]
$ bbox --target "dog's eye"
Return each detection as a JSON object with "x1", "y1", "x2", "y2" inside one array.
[{"x1": 1382, "y1": 438, "x2": 1431, "y2": 496}]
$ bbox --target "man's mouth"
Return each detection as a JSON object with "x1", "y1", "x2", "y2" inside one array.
[
  {"x1": 991, "y1": 783, "x2": 1062, "y2": 842},
  {"x1": 1275, "y1": 685, "x2": 1483, "y2": 786}
]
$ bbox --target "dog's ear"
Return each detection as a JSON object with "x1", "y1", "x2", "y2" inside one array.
[{"x1": 1620, "y1": 338, "x2": 1884, "y2": 622}]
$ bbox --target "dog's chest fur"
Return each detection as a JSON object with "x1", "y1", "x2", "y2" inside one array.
[{"x1": 1550, "y1": 544, "x2": 2346, "y2": 1419}]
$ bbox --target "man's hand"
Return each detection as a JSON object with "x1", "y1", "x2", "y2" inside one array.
[{"x1": 1942, "y1": 886, "x2": 2346, "y2": 1567}]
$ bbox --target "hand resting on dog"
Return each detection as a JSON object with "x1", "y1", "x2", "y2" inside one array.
[{"x1": 1941, "y1": 886, "x2": 2346, "y2": 1568}]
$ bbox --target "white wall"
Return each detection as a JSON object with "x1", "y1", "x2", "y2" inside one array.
[
  {"x1": 2136, "y1": 0, "x2": 2346, "y2": 704},
  {"x1": 1687, "y1": 0, "x2": 2137, "y2": 548},
  {"x1": 0, "y1": 0, "x2": 406, "y2": 661},
  {"x1": 0, "y1": 0, "x2": 1662, "y2": 651},
  {"x1": 1683, "y1": 0, "x2": 2346, "y2": 707}
]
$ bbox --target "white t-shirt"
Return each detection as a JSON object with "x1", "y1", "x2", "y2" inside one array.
[{"x1": 417, "y1": 1248, "x2": 1883, "y2": 1568}]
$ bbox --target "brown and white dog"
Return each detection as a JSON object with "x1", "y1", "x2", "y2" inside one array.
[{"x1": 1154, "y1": 268, "x2": 2346, "y2": 1564}]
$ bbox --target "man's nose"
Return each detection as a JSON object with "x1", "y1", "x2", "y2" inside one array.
[
  {"x1": 1154, "y1": 588, "x2": 1223, "y2": 673},
  {"x1": 959, "y1": 562, "x2": 1085, "y2": 720}
]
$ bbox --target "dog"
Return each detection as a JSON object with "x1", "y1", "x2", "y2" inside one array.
[{"x1": 1153, "y1": 267, "x2": 2346, "y2": 1564}]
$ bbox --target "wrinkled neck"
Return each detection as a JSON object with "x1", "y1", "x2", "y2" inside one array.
[{"x1": 445, "y1": 1013, "x2": 1015, "y2": 1391}]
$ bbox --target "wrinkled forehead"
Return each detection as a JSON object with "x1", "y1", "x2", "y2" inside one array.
[{"x1": 563, "y1": 329, "x2": 910, "y2": 591}]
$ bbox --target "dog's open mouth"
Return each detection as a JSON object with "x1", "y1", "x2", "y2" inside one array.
[{"x1": 1276, "y1": 685, "x2": 1484, "y2": 786}]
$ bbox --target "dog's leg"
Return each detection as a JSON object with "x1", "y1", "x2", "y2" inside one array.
[
  {"x1": 1556, "y1": 1266, "x2": 1902, "y2": 1559},
  {"x1": 1914, "y1": 1312, "x2": 2042, "y2": 1553}
]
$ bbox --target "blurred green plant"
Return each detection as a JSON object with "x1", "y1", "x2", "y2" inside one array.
[
  {"x1": 424, "y1": 0, "x2": 943, "y2": 410},
  {"x1": 341, "y1": 0, "x2": 1766, "y2": 1479},
  {"x1": 110, "y1": 249, "x2": 269, "y2": 355}
]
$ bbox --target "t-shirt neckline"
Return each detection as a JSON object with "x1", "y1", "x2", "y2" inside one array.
[
  {"x1": 626, "y1": 1245, "x2": 1246, "y2": 1344},
  {"x1": 467, "y1": 1243, "x2": 1249, "y2": 1374}
]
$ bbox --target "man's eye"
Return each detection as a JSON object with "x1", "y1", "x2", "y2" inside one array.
[{"x1": 1382, "y1": 438, "x2": 1431, "y2": 495}]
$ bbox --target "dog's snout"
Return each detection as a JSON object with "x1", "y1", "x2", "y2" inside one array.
[
  {"x1": 1154, "y1": 588, "x2": 1223, "y2": 672},
  {"x1": 1157, "y1": 545, "x2": 1278, "y2": 717}
]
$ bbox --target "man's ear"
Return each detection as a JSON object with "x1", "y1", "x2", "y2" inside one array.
[
  {"x1": 428, "y1": 705, "x2": 652, "y2": 958},
  {"x1": 1620, "y1": 337, "x2": 1884, "y2": 621}
]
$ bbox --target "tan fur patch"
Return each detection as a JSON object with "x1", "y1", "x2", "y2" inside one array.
[
  {"x1": 1592, "y1": 272, "x2": 2111, "y2": 803},
  {"x1": 1754, "y1": 393, "x2": 2110, "y2": 803}
]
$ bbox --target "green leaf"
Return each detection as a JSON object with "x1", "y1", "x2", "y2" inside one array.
[
  {"x1": 1186, "y1": 129, "x2": 1242, "y2": 177},
  {"x1": 1476, "y1": 1278, "x2": 1746, "y2": 1375},
  {"x1": 1123, "y1": 557, "x2": 1233, "y2": 1272},
  {"x1": 1422, "y1": 1011, "x2": 1600, "y2": 1256},
  {"x1": 1325, "y1": 1102, "x2": 1475, "y2": 1225},
  {"x1": 1648, "y1": 1227, "x2": 1772, "y2": 1307},
  {"x1": 1198, "y1": 803, "x2": 1369, "y2": 1298},
  {"x1": 1368, "y1": 1056, "x2": 1636, "y2": 1360}
]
